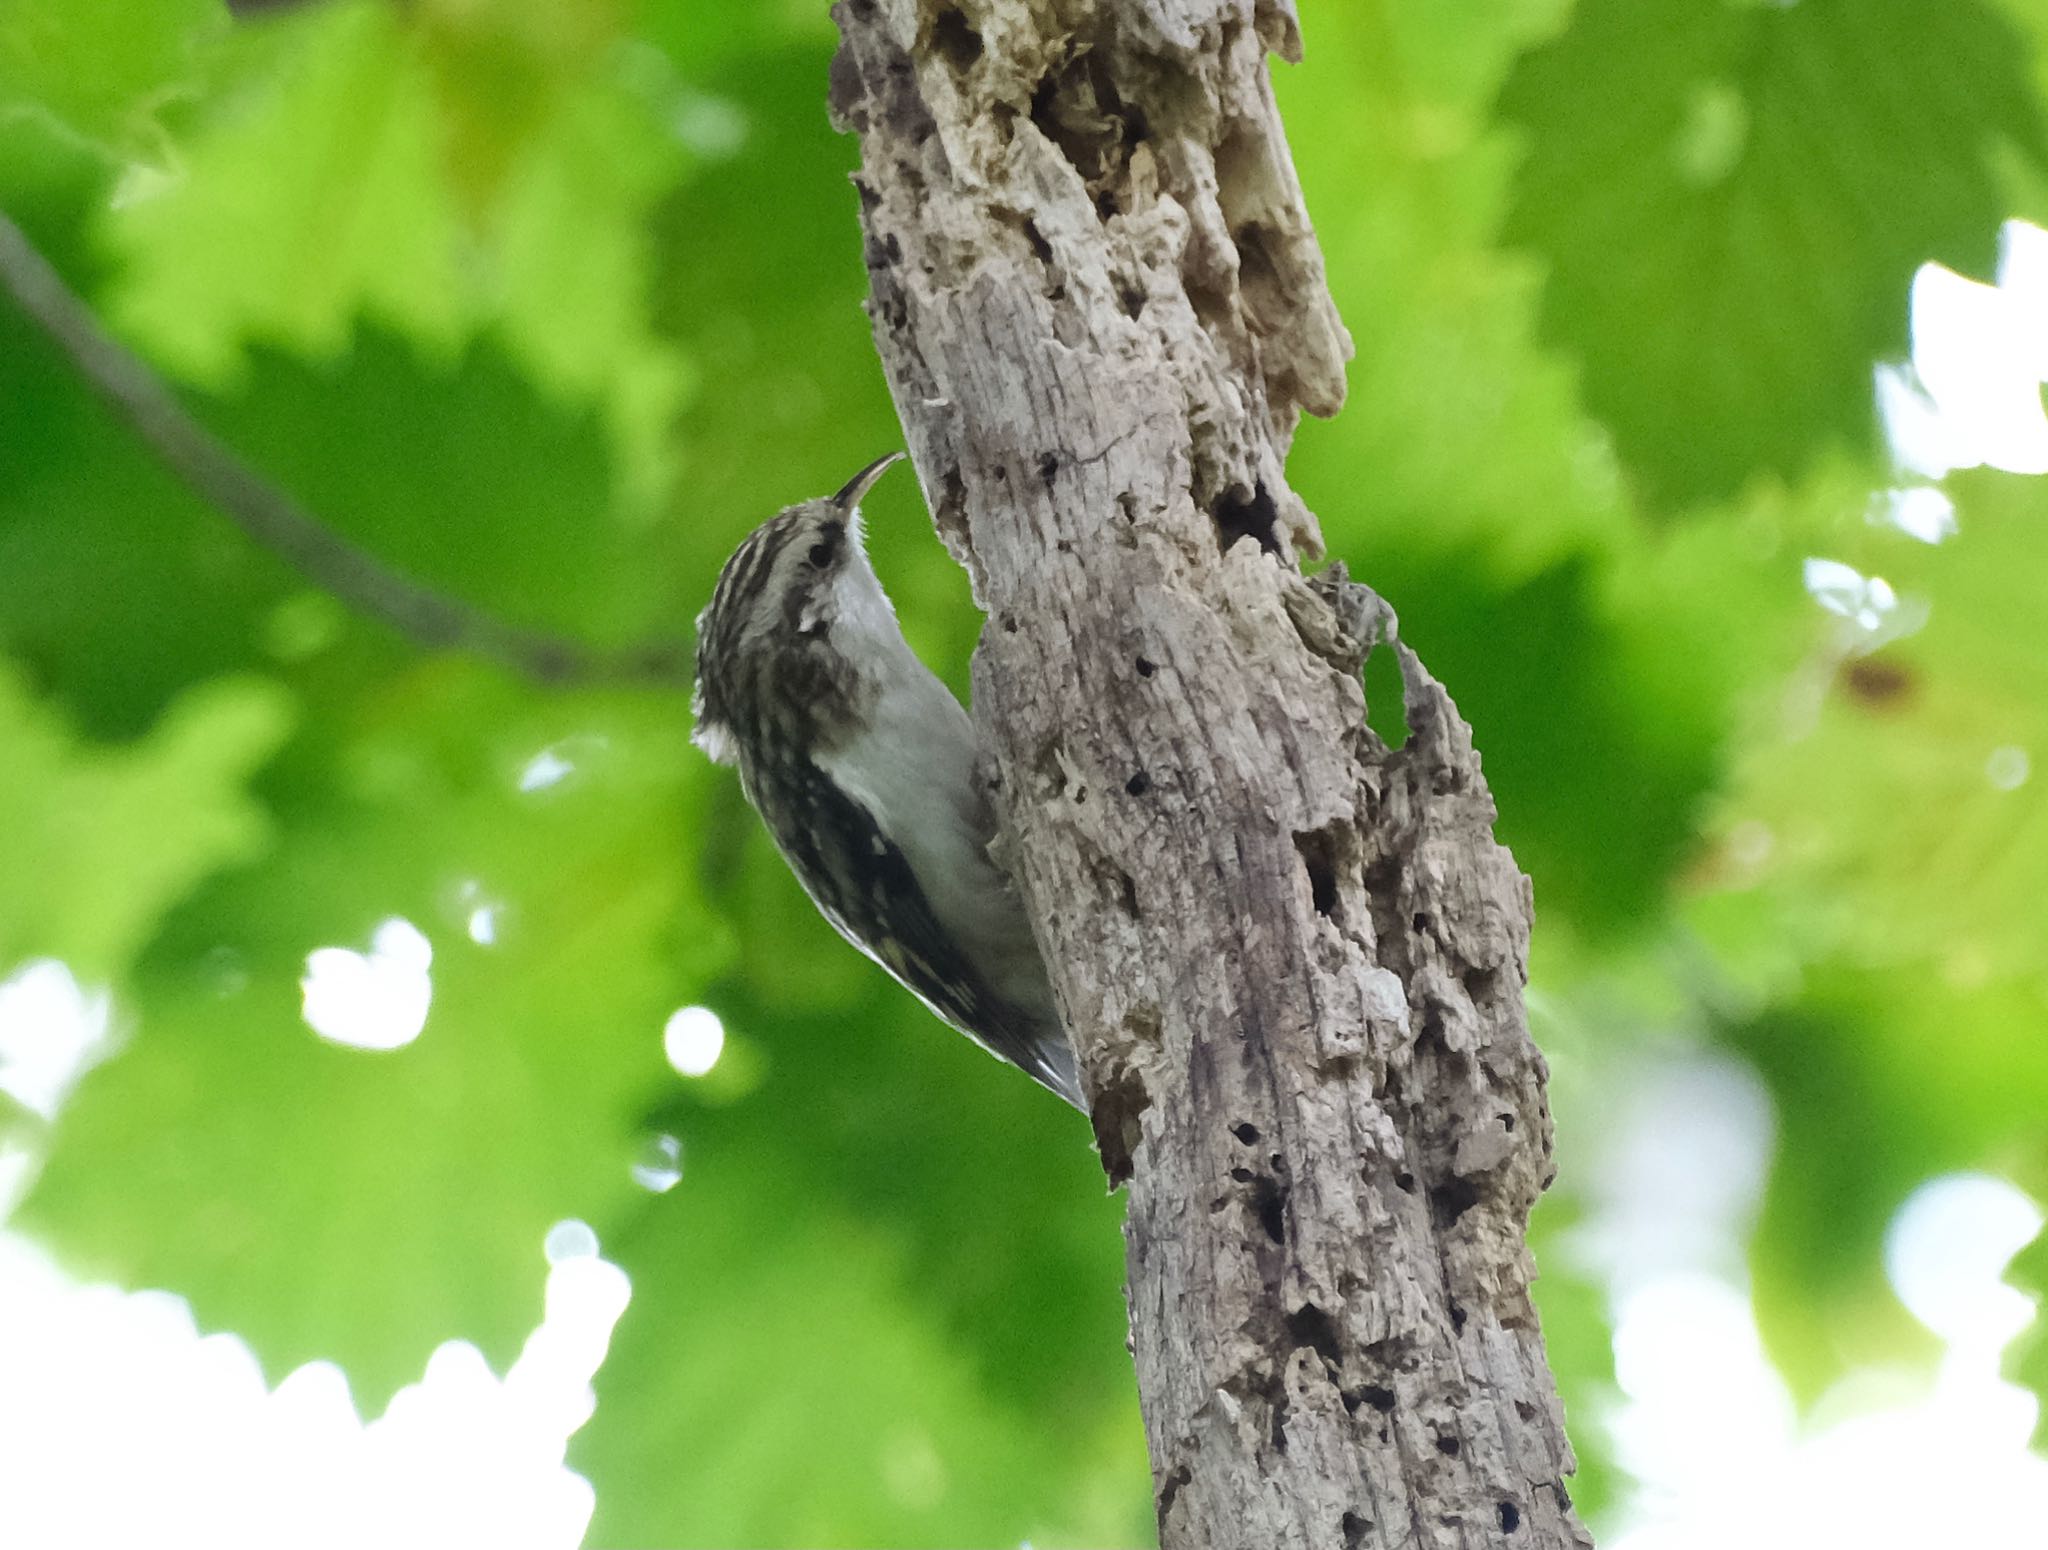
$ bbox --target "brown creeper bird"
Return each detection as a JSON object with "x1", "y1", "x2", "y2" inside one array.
[{"x1": 691, "y1": 454, "x2": 1082, "y2": 1108}]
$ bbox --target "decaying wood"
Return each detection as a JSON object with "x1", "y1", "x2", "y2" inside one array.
[{"x1": 829, "y1": 3, "x2": 1592, "y2": 1545}]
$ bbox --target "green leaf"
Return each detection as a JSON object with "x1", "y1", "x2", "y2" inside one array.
[
  {"x1": 583, "y1": 1142, "x2": 1150, "y2": 1548},
  {"x1": 101, "y1": 2, "x2": 468, "y2": 382},
  {"x1": 477, "y1": 61, "x2": 693, "y2": 518},
  {"x1": 1498, "y1": 0, "x2": 2048, "y2": 506},
  {"x1": 629, "y1": 0, "x2": 834, "y2": 77},
  {"x1": 645, "y1": 50, "x2": 898, "y2": 531},
  {"x1": 0, "y1": 665, "x2": 289, "y2": 983},
  {"x1": 1727, "y1": 967, "x2": 2048, "y2": 1399},
  {"x1": 573, "y1": 912, "x2": 1154, "y2": 1538},
  {"x1": 1283, "y1": 0, "x2": 1636, "y2": 579},
  {"x1": 18, "y1": 673, "x2": 728, "y2": 1406},
  {"x1": 209, "y1": 324, "x2": 665, "y2": 645},
  {"x1": 2004, "y1": 1221, "x2": 2048, "y2": 1450},
  {"x1": 1708, "y1": 467, "x2": 2048, "y2": 980},
  {"x1": 0, "y1": 304, "x2": 670, "y2": 739},
  {"x1": 1361, "y1": 550, "x2": 1721, "y2": 938},
  {"x1": 1278, "y1": 4, "x2": 1770, "y2": 940},
  {"x1": 1529, "y1": 1195, "x2": 1621, "y2": 1522},
  {"x1": 0, "y1": 0, "x2": 225, "y2": 154},
  {"x1": 101, "y1": 0, "x2": 691, "y2": 515}
]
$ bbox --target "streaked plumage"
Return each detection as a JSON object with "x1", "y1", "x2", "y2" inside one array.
[{"x1": 692, "y1": 455, "x2": 1081, "y2": 1107}]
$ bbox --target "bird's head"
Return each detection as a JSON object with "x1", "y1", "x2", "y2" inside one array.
[{"x1": 691, "y1": 453, "x2": 906, "y2": 765}]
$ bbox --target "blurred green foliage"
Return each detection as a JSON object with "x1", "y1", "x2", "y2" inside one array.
[{"x1": 2, "y1": 0, "x2": 2045, "y2": 1543}]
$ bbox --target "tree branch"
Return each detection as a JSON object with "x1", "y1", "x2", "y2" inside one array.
[
  {"x1": 829, "y1": 2, "x2": 1592, "y2": 1545},
  {"x1": 0, "y1": 208, "x2": 687, "y2": 690}
]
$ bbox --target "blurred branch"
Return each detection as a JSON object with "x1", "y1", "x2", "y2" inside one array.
[{"x1": 0, "y1": 208, "x2": 689, "y2": 690}]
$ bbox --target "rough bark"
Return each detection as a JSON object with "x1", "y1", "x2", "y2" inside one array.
[{"x1": 829, "y1": 4, "x2": 1592, "y2": 1547}]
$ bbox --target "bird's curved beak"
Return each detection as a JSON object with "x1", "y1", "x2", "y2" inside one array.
[{"x1": 832, "y1": 451, "x2": 906, "y2": 511}]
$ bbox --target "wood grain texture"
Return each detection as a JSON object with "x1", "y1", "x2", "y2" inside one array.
[{"x1": 829, "y1": 3, "x2": 1592, "y2": 1544}]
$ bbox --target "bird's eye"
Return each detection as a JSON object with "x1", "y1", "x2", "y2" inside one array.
[{"x1": 807, "y1": 541, "x2": 835, "y2": 567}]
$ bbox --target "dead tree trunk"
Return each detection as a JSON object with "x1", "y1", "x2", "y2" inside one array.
[{"x1": 829, "y1": 4, "x2": 1592, "y2": 1546}]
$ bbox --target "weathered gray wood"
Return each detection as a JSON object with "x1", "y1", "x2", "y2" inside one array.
[{"x1": 830, "y1": 3, "x2": 1592, "y2": 1545}]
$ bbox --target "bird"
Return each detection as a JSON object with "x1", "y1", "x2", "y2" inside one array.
[{"x1": 691, "y1": 453, "x2": 1082, "y2": 1108}]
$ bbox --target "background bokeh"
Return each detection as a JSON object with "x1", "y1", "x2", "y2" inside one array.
[{"x1": 2, "y1": 0, "x2": 2046, "y2": 1545}]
